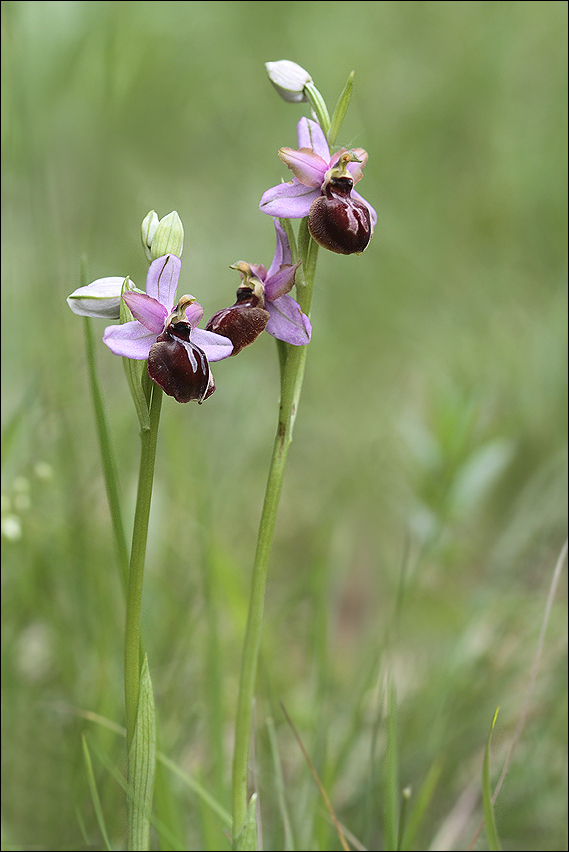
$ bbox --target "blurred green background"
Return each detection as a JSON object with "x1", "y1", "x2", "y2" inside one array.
[{"x1": 1, "y1": 1, "x2": 567, "y2": 850}]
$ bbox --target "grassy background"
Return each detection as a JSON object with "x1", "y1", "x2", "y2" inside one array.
[{"x1": 1, "y1": 1, "x2": 567, "y2": 849}]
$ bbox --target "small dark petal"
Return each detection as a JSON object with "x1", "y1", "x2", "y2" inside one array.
[
  {"x1": 147, "y1": 330, "x2": 213, "y2": 403},
  {"x1": 205, "y1": 301, "x2": 270, "y2": 356},
  {"x1": 308, "y1": 182, "x2": 372, "y2": 255}
]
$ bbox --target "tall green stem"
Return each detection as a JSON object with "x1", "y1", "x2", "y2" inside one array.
[
  {"x1": 124, "y1": 383, "x2": 163, "y2": 751},
  {"x1": 232, "y1": 221, "x2": 318, "y2": 844}
]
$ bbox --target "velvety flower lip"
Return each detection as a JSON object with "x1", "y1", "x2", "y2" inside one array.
[
  {"x1": 102, "y1": 255, "x2": 233, "y2": 362},
  {"x1": 259, "y1": 117, "x2": 377, "y2": 228},
  {"x1": 146, "y1": 295, "x2": 217, "y2": 404},
  {"x1": 244, "y1": 219, "x2": 311, "y2": 346}
]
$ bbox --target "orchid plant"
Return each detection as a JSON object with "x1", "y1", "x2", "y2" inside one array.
[{"x1": 67, "y1": 59, "x2": 375, "y2": 850}]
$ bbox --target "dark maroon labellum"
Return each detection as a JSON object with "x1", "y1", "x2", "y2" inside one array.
[
  {"x1": 205, "y1": 288, "x2": 269, "y2": 356},
  {"x1": 308, "y1": 176, "x2": 372, "y2": 255},
  {"x1": 147, "y1": 322, "x2": 214, "y2": 404}
]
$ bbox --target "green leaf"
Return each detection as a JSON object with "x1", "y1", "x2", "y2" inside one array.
[
  {"x1": 233, "y1": 793, "x2": 258, "y2": 851},
  {"x1": 81, "y1": 734, "x2": 113, "y2": 851},
  {"x1": 127, "y1": 655, "x2": 157, "y2": 851},
  {"x1": 328, "y1": 70, "x2": 355, "y2": 147},
  {"x1": 482, "y1": 708, "x2": 502, "y2": 852}
]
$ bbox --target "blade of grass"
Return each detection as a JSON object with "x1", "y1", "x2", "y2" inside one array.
[
  {"x1": 280, "y1": 702, "x2": 350, "y2": 852},
  {"x1": 397, "y1": 787, "x2": 411, "y2": 852},
  {"x1": 152, "y1": 726, "x2": 186, "y2": 852},
  {"x1": 75, "y1": 801, "x2": 91, "y2": 847},
  {"x1": 482, "y1": 709, "x2": 502, "y2": 852},
  {"x1": 468, "y1": 539, "x2": 568, "y2": 849},
  {"x1": 383, "y1": 678, "x2": 400, "y2": 852},
  {"x1": 82, "y1": 312, "x2": 130, "y2": 591},
  {"x1": 157, "y1": 754, "x2": 232, "y2": 829},
  {"x1": 399, "y1": 758, "x2": 443, "y2": 850},
  {"x1": 81, "y1": 734, "x2": 114, "y2": 851},
  {"x1": 266, "y1": 714, "x2": 295, "y2": 852},
  {"x1": 493, "y1": 539, "x2": 568, "y2": 802},
  {"x1": 84, "y1": 733, "x2": 181, "y2": 851}
]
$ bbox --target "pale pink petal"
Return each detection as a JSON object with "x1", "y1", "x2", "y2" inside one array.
[
  {"x1": 266, "y1": 219, "x2": 293, "y2": 279},
  {"x1": 250, "y1": 263, "x2": 268, "y2": 282},
  {"x1": 279, "y1": 147, "x2": 327, "y2": 187},
  {"x1": 260, "y1": 180, "x2": 318, "y2": 218},
  {"x1": 348, "y1": 148, "x2": 368, "y2": 182},
  {"x1": 183, "y1": 301, "x2": 204, "y2": 327},
  {"x1": 266, "y1": 294, "x2": 311, "y2": 345},
  {"x1": 297, "y1": 117, "x2": 331, "y2": 161},
  {"x1": 123, "y1": 292, "x2": 167, "y2": 334},
  {"x1": 145, "y1": 255, "x2": 181, "y2": 307},
  {"x1": 191, "y1": 328, "x2": 234, "y2": 361},
  {"x1": 264, "y1": 261, "x2": 301, "y2": 301},
  {"x1": 329, "y1": 148, "x2": 368, "y2": 184},
  {"x1": 103, "y1": 321, "x2": 155, "y2": 359}
]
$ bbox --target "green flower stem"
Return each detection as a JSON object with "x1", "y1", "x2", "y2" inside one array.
[
  {"x1": 232, "y1": 220, "x2": 318, "y2": 843},
  {"x1": 84, "y1": 313, "x2": 166, "y2": 847},
  {"x1": 84, "y1": 326, "x2": 178, "y2": 848},
  {"x1": 304, "y1": 82, "x2": 330, "y2": 137},
  {"x1": 124, "y1": 382, "x2": 163, "y2": 753}
]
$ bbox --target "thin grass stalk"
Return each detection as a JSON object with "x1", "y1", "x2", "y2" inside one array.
[{"x1": 83, "y1": 315, "x2": 130, "y2": 591}]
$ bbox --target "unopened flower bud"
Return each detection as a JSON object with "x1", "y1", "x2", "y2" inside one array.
[
  {"x1": 141, "y1": 211, "x2": 159, "y2": 260},
  {"x1": 265, "y1": 60, "x2": 312, "y2": 103},
  {"x1": 308, "y1": 153, "x2": 372, "y2": 254},
  {"x1": 142, "y1": 211, "x2": 184, "y2": 261},
  {"x1": 205, "y1": 262, "x2": 270, "y2": 356},
  {"x1": 67, "y1": 277, "x2": 130, "y2": 318}
]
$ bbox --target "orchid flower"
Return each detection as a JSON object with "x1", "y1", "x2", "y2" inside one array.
[
  {"x1": 102, "y1": 254, "x2": 233, "y2": 403},
  {"x1": 206, "y1": 219, "x2": 311, "y2": 353},
  {"x1": 260, "y1": 117, "x2": 377, "y2": 254}
]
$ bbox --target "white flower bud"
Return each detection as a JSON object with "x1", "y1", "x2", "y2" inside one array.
[
  {"x1": 265, "y1": 60, "x2": 312, "y2": 103},
  {"x1": 67, "y1": 277, "x2": 130, "y2": 318}
]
